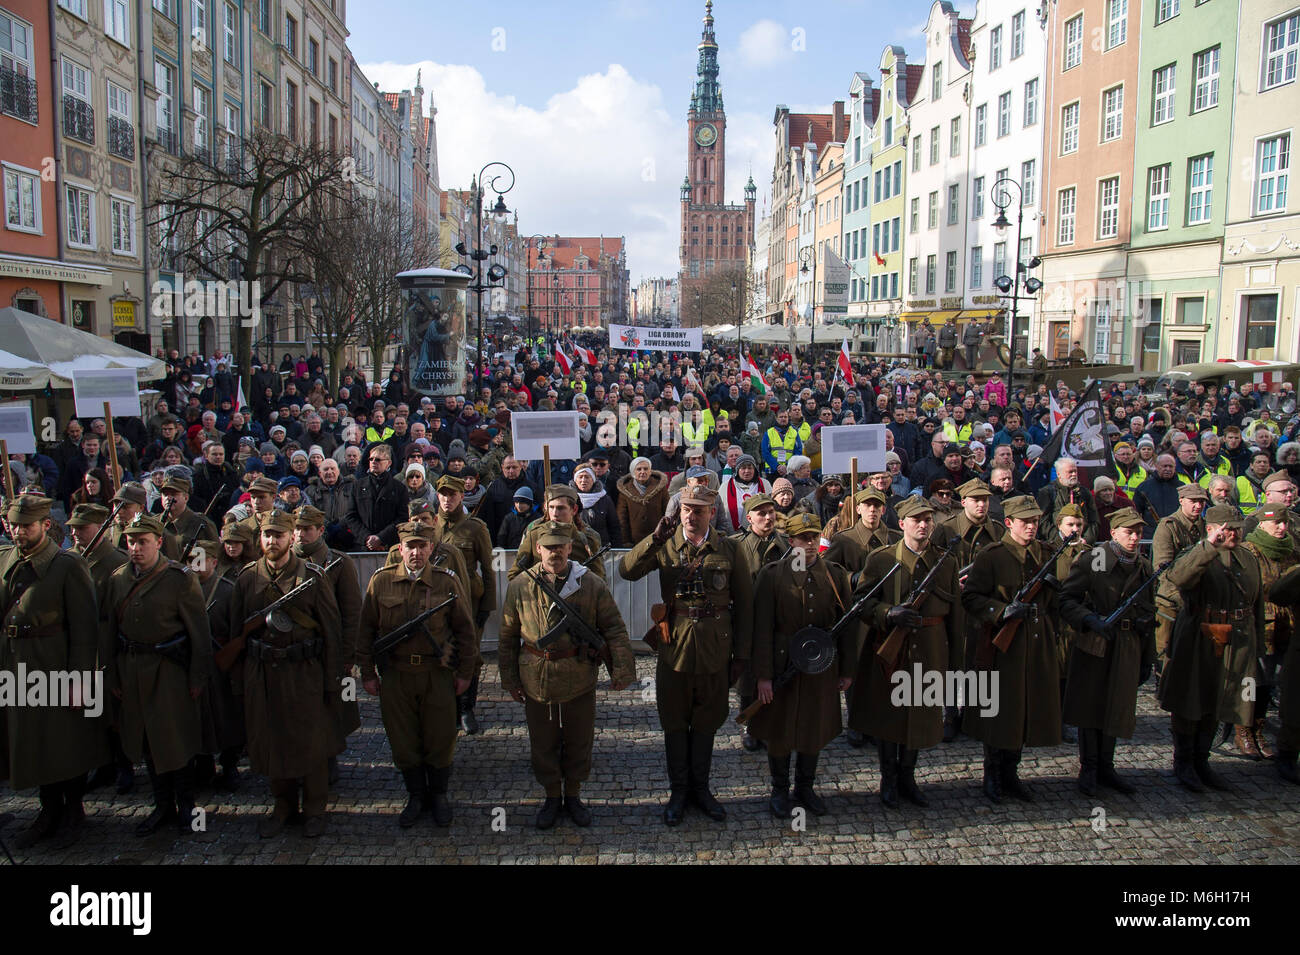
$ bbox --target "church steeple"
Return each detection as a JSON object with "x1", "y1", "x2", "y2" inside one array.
[{"x1": 690, "y1": 1, "x2": 722, "y2": 116}]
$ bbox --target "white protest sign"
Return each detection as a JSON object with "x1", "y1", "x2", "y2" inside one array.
[
  {"x1": 609, "y1": 324, "x2": 703, "y2": 353},
  {"x1": 72, "y1": 368, "x2": 140, "y2": 418},
  {"x1": 0, "y1": 402, "x2": 36, "y2": 454},
  {"x1": 819, "y1": 424, "x2": 886, "y2": 475},
  {"x1": 511, "y1": 411, "x2": 581, "y2": 461}
]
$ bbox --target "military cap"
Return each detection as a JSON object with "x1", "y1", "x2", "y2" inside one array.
[
  {"x1": 1256, "y1": 507, "x2": 1289, "y2": 522},
  {"x1": 161, "y1": 474, "x2": 192, "y2": 495},
  {"x1": 854, "y1": 488, "x2": 887, "y2": 506},
  {"x1": 294, "y1": 505, "x2": 325, "y2": 528},
  {"x1": 435, "y1": 475, "x2": 466, "y2": 494},
  {"x1": 1002, "y1": 495, "x2": 1044, "y2": 520},
  {"x1": 248, "y1": 476, "x2": 280, "y2": 496},
  {"x1": 1107, "y1": 507, "x2": 1144, "y2": 529},
  {"x1": 220, "y1": 521, "x2": 254, "y2": 543},
  {"x1": 192, "y1": 537, "x2": 222, "y2": 559},
  {"x1": 743, "y1": 492, "x2": 775, "y2": 513},
  {"x1": 1204, "y1": 504, "x2": 1244, "y2": 528},
  {"x1": 680, "y1": 485, "x2": 718, "y2": 507},
  {"x1": 896, "y1": 496, "x2": 935, "y2": 520},
  {"x1": 260, "y1": 511, "x2": 296, "y2": 534},
  {"x1": 1177, "y1": 483, "x2": 1209, "y2": 501},
  {"x1": 66, "y1": 503, "x2": 111, "y2": 527},
  {"x1": 1263, "y1": 470, "x2": 1297, "y2": 490},
  {"x1": 956, "y1": 478, "x2": 991, "y2": 498},
  {"x1": 398, "y1": 521, "x2": 437, "y2": 544},
  {"x1": 112, "y1": 482, "x2": 148, "y2": 508},
  {"x1": 408, "y1": 499, "x2": 436, "y2": 518},
  {"x1": 537, "y1": 521, "x2": 574, "y2": 547},
  {"x1": 1057, "y1": 503, "x2": 1085, "y2": 520},
  {"x1": 122, "y1": 512, "x2": 165, "y2": 537},
  {"x1": 784, "y1": 511, "x2": 822, "y2": 537},
  {"x1": 6, "y1": 493, "x2": 51, "y2": 524},
  {"x1": 545, "y1": 483, "x2": 578, "y2": 504}
]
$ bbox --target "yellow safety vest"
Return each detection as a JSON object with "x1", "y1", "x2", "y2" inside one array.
[
  {"x1": 765, "y1": 426, "x2": 799, "y2": 466},
  {"x1": 365, "y1": 425, "x2": 395, "y2": 444},
  {"x1": 1195, "y1": 455, "x2": 1234, "y2": 488},
  {"x1": 1113, "y1": 463, "x2": 1146, "y2": 494},
  {"x1": 627, "y1": 416, "x2": 641, "y2": 454},
  {"x1": 794, "y1": 421, "x2": 811, "y2": 444},
  {"x1": 682, "y1": 408, "x2": 715, "y2": 446},
  {"x1": 943, "y1": 421, "x2": 973, "y2": 444},
  {"x1": 1236, "y1": 475, "x2": 1264, "y2": 514}
]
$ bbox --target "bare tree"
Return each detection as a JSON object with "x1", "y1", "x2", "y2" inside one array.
[{"x1": 685, "y1": 265, "x2": 756, "y2": 328}]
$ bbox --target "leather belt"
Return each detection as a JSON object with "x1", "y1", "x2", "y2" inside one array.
[
  {"x1": 919, "y1": 616, "x2": 943, "y2": 626},
  {"x1": 247, "y1": 637, "x2": 322, "y2": 662},
  {"x1": 1207, "y1": 608, "x2": 1247, "y2": 622},
  {"x1": 676, "y1": 604, "x2": 720, "y2": 620},
  {"x1": 524, "y1": 644, "x2": 580, "y2": 661},
  {"x1": 5, "y1": 622, "x2": 60, "y2": 639}
]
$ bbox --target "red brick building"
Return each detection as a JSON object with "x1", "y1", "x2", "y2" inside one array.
[{"x1": 526, "y1": 236, "x2": 629, "y2": 332}]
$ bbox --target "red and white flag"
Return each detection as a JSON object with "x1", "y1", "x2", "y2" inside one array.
[
  {"x1": 835, "y1": 337, "x2": 853, "y2": 389},
  {"x1": 573, "y1": 343, "x2": 596, "y2": 366},
  {"x1": 553, "y1": 345, "x2": 572, "y2": 375},
  {"x1": 236, "y1": 377, "x2": 247, "y2": 411},
  {"x1": 1049, "y1": 392, "x2": 1067, "y2": 432}
]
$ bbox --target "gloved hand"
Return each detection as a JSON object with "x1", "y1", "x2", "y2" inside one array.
[
  {"x1": 1138, "y1": 662, "x2": 1152, "y2": 685},
  {"x1": 1000, "y1": 600, "x2": 1033, "y2": 622},
  {"x1": 886, "y1": 605, "x2": 923, "y2": 629},
  {"x1": 475, "y1": 609, "x2": 491, "y2": 630},
  {"x1": 652, "y1": 512, "x2": 680, "y2": 545},
  {"x1": 1042, "y1": 575, "x2": 1062, "y2": 593},
  {"x1": 1083, "y1": 613, "x2": 1113, "y2": 639}
]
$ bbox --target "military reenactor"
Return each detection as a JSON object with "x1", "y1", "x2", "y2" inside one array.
[
  {"x1": 231, "y1": 476, "x2": 281, "y2": 555},
  {"x1": 217, "y1": 520, "x2": 255, "y2": 581},
  {"x1": 850, "y1": 497, "x2": 961, "y2": 807},
  {"x1": 1152, "y1": 483, "x2": 1208, "y2": 665},
  {"x1": 1243, "y1": 472, "x2": 1300, "y2": 546},
  {"x1": 510, "y1": 484, "x2": 606, "y2": 581},
  {"x1": 229, "y1": 511, "x2": 342, "y2": 837},
  {"x1": 1058, "y1": 508, "x2": 1156, "y2": 796},
  {"x1": 1158, "y1": 504, "x2": 1262, "y2": 792},
  {"x1": 190, "y1": 537, "x2": 243, "y2": 794},
  {"x1": 825, "y1": 487, "x2": 903, "y2": 576},
  {"x1": 938, "y1": 317, "x2": 958, "y2": 370},
  {"x1": 1030, "y1": 347, "x2": 1048, "y2": 387},
  {"x1": 730, "y1": 492, "x2": 789, "y2": 752},
  {"x1": 962, "y1": 495, "x2": 1062, "y2": 802},
  {"x1": 293, "y1": 505, "x2": 362, "y2": 784},
  {"x1": 498, "y1": 522, "x2": 635, "y2": 828},
  {"x1": 160, "y1": 474, "x2": 218, "y2": 545},
  {"x1": 357, "y1": 521, "x2": 476, "y2": 828},
  {"x1": 0, "y1": 495, "x2": 106, "y2": 850},
  {"x1": 749, "y1": 511, "x2": 857, "y2": 817},
  {"x1": 435, "y1": 474, "x2": 495, "y2": 734},
  {"x1": 620, "y1": 484, "x2": 754, "y2": 826},
  {"x1": 1047, "y1": 503, "x2": 1089, "y2": 742},
  {"x1": 104, "y1": 512, "x2": 212, "y2": 835},
  {"x1": 110, "y1": 483, "x2": 180, "y2": 560},
  {"x1": 386, "y1": 501, "x2": 472, "y2": 583},
  {"x1": 1267, "y1": 564, "x2": 1300, "y2": 783},
  {"x1": 961, "y1": 318, "x2": 983, "y2": 371},
  {"x1": 1240, "y1": 506, "x2": 1300, "y2": 759}
]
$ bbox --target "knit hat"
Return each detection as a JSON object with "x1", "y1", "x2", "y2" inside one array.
[{"x1": 771, "y1": 477, "x2": 795, "y2": 496}]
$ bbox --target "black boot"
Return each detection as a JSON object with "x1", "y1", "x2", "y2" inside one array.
[
  {"x1": 135, "y1": 765, "x2": 178, "y2": 836},
  {"x1": 112, "y1": 733, "x2": 134, "y2": 795},
  {"x1": 14, "y1": 785, "x2": 63, "y2": 850},
  {"x1": 768, "y1": 754, "x2": 792, "y2": 818},
  {"x1": 663, "y1": 731, "x2": 690, "y2": 826},
  {"x1": 741, "y1": 726, "x2": 764, "y2": 752},
  {"x1": 535, "y1": 796, "x2": 562, "y2": 829},
  {"x1": 426, "y1": 765, "x2": 453, "y2": 826},
  {"x1": 982, "y1": 745, "x2": 1002, "y2": 803},
  {"x1": 793, "y1": 752, "x2": 826, "y2": 815},
  {"x1": 173, "y1": 763, "x2": 197, "y2": 834},
  {"x1": 898, "y1": 748, "x2": 928, "y2": 807},
  {"x1": 328, "y1": 755, "x2": 340, "y2": 786},
  {"x1": 942, "y1": 707, "x2": 960, "y2": 743},
  {"x1": 1077, "y1": 729, "x2": 1099, "y2": 796},
  {"x1": 563, "y1": 795, "x2": 592, "y2": 827},
  {"x1": 1172, "y1": 731, "x2": 1205, "y2": 792},
  {"x1": 845, "y1": 728, "x2": 868, "y2": 748},
  {"x1": 1000, "y1": 749, "x2": 1033, "y2": 801},
  {"x1": 192, "y1": 753, "x2": 217, "y2": 788},
  {"x1": 85, "y1": 763, "x2": 116, "y2": 793},
  {"x1": 214, "y1": 749, "x2": 240, "y2": 793},
  {"x1": 688, "y1": 731, "x2": 726, "y2": 821},
  {"x1": 399, "y1": 768, "x2": 425, "y2": 828},
  {"x1": 878, "y1": 742, "x2": 900, "y2": 808},
  {"x1": 1277, "y1": 750, "x2": 1300, "y2": 785},
  {"x1": 1193, "y1": 730, "x2": 1232, "y2": 791},
  {"x1": 1098, "y1": 734, "x2": 1137, "y2": 794},
  {"x1": 59, "y1": 775, "x2": 87, "y2": 840}
]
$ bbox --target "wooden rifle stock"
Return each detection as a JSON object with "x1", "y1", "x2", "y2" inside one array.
[
  {"x1": 876, "y1": 538, "x2": 960, "y2": 673},
  {"x1": 214, "y1": 575, "x2": 320, "y2": 672},
  {"x1": 989, "y1": 533, "x2": 1080, "y2": 654}
]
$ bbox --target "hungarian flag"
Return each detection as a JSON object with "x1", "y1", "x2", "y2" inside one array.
[
  {"x1": 835, "y1": 338, "x2": 853, "y2": 388},
  {"x1": 1036, "y1": 380, "x2": 1113, "y2": 485},
  {"x1": 553, "y1": 345, "x2": 571, "y2": 375},
  {"x1": 741, "y1": 352, "x2": 768, "y2": 395},
  {"x1": 573, "y1": 343, "x2": 596, "y2": 366}
]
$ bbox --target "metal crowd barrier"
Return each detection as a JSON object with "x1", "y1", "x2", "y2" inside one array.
[{"x1": 346, "y1": 549, "x2": 660, "y2": 651}]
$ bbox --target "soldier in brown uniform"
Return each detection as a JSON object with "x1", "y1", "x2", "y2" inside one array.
[
  {"x1": 510, "y1": 484, "x2": 606, "y2": 582},
  {"x1": 498, "y1": 523, "x2": 635, "y2": 828},
  {"x1": 730, "y1": 493, "x2": 789, "y2": 752},
  {"x1": 824, "y1": 487, "x2": 903, "y2": 576},
  {"x1": 620, "y1": 484, "x2": 754, "y2": 825},
  {"x1": 105, "y1": 512, "x2": 212, "y2": 835},
  {"x1": 293, "y1": 505, "x2": 362, "y2": 784},
  {"x1": 110, "y1": 483, "x2": 180, "y2": 560},
  {"x1": 160, "y1": 474, "x2": 218, "y2": 545},
  {"x1": 851, "y1": 496, "x2": 962, "y2": 808},
  {"x1": 1267, "y1": 563, "x2": 1300, "y2": 783},
  {"x1": 358, "y1": 522, "x2": 476, "y2": 827},
  {"x1": 191, "y1": 537, "x2": 243, "y2": 794},
  {"x1": 0, "y1": 495, "x2": 106, "y2": 850},
  {"x1": 1242, "y1": 472, "x2": 1300, "y2": 546},
  {"x1": 1158, "y1": 504, "x2": 1263, "y2": 792},
  {"x1": 435, "y1": 474, "x2": 495, "y2": 734},
  {"x1": 229, "y1": 511, "x2": 342, "y2": 837},
  {"x1": 1152, "y1": 483, "x2": 1207, "y2": 666},
  {"x1": 1238, "y1": 505, "x2": 1299, "y2": 759},
  {"x1": 962, "y1": 495, "x2": 1063, "y2": 802},
  {"x1": 1047, "y1": 504, "x2": 1090, "y2": 743},
  {"x1": 385, "y1": 501, "x2": 472, "y2": 584},
  {"x1": 1059, "y1": 507, "x2": 1156, "y2": 796},
  {"x1": 231, "y1": 477, "x2": 280, "y2": 558},
  {"x1": 217, "y1": 520, "x2": 255, "y2": 581},
  {"x1": 750, "y1": 511, "x2": 857, "y2": 817}
]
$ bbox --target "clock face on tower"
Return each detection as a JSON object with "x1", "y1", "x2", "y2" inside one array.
[{"x1": 694, "y1": 123, "x2": 718, "y2": 147}]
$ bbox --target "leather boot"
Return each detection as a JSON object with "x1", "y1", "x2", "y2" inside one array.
[
  {"x1": 741, "y1": 725, "x2": 764, "y2": 752},
  {"x1": 942, "y1": 707, "x2": 959, "y2": 743},
  {"x1": 1193, "y1": 730, "x2": 1232, "y2": 791},
  {"x1": 214, "y1": 749, "x2": 240, "y2": 793},
  {"x1": 192, "y1": 753, "x2": 217, "y2": 788},
  {"x1": 981, "y1": 745, "x2": 1002, "y2": 803},
  {"x1": 535, "y1": 796, "x2": 562, "y2": 829},
  {"x1": 1172, "y1": 732, "x2": 1204, "y2": 792},
  {"x1": 259, "y1": 779, "x2": 297, "y2": 838},
  {"x1": 878, "y1": 742, "x2": 900, "y2": 808},
  {"x1": 1233, "y1": 725, "x2": 1262, "y2": 760},
  {"x1": 112, "y1": 733, "x2": 134, "y2": 795},
  {"x1": 173, "y1": 763, "x2": 197, "y2": 834},
  {"x1": 845, "y1": 728, "x2": 868, "y2": 748},
  {"x1": 60, "y1": 775, "x2": 87, "y2": 837},
  {"x1": 793, "y1": 752, "x2": 826, "y2": 816},
  {"x1": 1277, "y1": 750, "x2": 1300, "y2": 785},
  {"x1": 1254, "y1": 719, "x2": 1276, "y2": 759},
  {"x1": 136, "y1": 764, "x2": 178, "y2": 836},
  {"x1": 14, "y1": 785, "x2": 63, "y2": 850},
  {"x1": 85, "y1": 763, "x2": 116, "y2": 793},
  {"x1": 663, "y1": 731, "x2": 690, "y2": 826},
  {"x1": 898, "y1": 748, "x2": 928, "y2": 806},
  {"x1": 563, "y1": 794, "x2": 592, "y2": 827},
  {"x1": 426, "y1": 765, "x2": 453, "y2": 826},
  {"x1": 768, "y1": 754, "x2": 792, "y2": 818},
  {"x1": 1077, "y1": 729, "x2": 1099, "y2": 797},
  {"x1": 1097, "y1": 734, "x2": 1137, "y2": 794},
  {"x1": 688, "y1": 731, "x2": 726, "y2": 821},
  {"x1": 1000, "y1": 749, "x2": 1033, "y2": 802},
  {"x1": 399, "y1": 769, "x2": 425, "y2": 828}
]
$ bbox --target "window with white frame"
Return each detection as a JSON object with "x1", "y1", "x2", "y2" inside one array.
[
  {"x1": 284, "y1": 13, "x2": 297, "y2": 57},
  {"x1": 223, "y1": 3, "x2": 238, "y2": 65},
  {"x1": 991, "y1": 25, "x2": 1003, "y2": 70},
  {"x1": 970, "y1": 246, "x2": 983, "y2": 288},
  {"x1": 1107, "y1": 0, "x2": 1127, "y2": 49},
  {"x1": 950, "y1": 116, "x2": 961, "y2": 157},
  {"x1": 105, "y1": 0, "x2": 129, "y2": 45},
  {"x1": 1152, "y1": 64, "x2": 1176, "y2": 124},
  {"x1": 1022, "y1": 159, "x2": 1036, "y2": 205},
  {"x1": 1263, "y1": 14, "x2": 1298, "y2": 90},
  {"x1": 62, "y1": 57, "x2": 90, "y2": 102},
  {"x1": 58, "y1": 0, "x2": 88, "y2": 18},
  {"x1": 1064, "y1": 14, "x2": 1083, "y2": 70},
  {"x1": 972, "y1": 177, "x2": 984, "y2": 219},
  {"x1": 998, "y1": 91, "x2": 1011, "y2": 137},
  {"x1": 1057, "y1": 187, "x2": 1076, "y2": 245},
  {"x1": 0, "y1": 9, "x2": 34, "y2": 80},
  {"x1": 191, "y1": 0, "x2": 206, "y2": 44},
  {"x1": 1093, "y1": 299, "x2": 1112, "y2": 359},
  {"x1": 910, "y1": 197, "x2": 919, "y2": 232},
  {"x1": 1097, "y1": 176, "x2": 1120, "y2": 239},
  {"x1": 1156, "y1": 0, "x2": 1179, "y2": 25},
  {"x1": 193, "y1": 83, "x2": 209, "y2": 150},
  {"x1": 107, "y1": 79, "x2": 130, "y2": 120},
  {"x1": 1187, "y1": 154, "x2": 1213, "y2": 224},
  {"x1": 224, "y1": 102, "x2": 239, "y2": 161},
  {"x1": 912, "y1": 135, "x2": 921, "y2": 172},
  {"x1": 65, "y1": 183, "x2": 94, "y2": 248},
  {"x1": 930, "y1": 126, "x2": 940, "y2": 165},
  {"x1": 258, "y1": 79, "x2": 272, "y2": 127},
  {"x1": 945, "y1": 251, "x2": 957, "y2": 292},
  {"x1": 925, "y1": 254, "x2": 936, "y2": 294},
  {"x1": 1192, "y1": 47, "x2": 1219, "y2": 111},
  {"x1": 1020, "y1": 236, "x2": 1033, "y2": 265},
  {"x1": 906, "y1": 261, "x2": 916, "y2": 296},
  {"x1": 1023, "y1": 78, "x2": 1038, "y2": 126},
  {"x1": 928, "y1": 191, "x2": 938, "y2": 229},
  {"x1": 975, "y1": 104, "x2": 987, "y2": 147},
  {"x1": 932, "y1": 62, "x2": 942, "y2": 100},
  {"x1": 155, "y1": 60, "x2": 174, "y2": 133},
  {"x1": 3, "y1": 163, "x2": 42, "y2": 233},
  {"x1": 1102, "y1": 85, "x2": 1123, "y2": 141},
  {"x1": 1148, "y1": 164, "x2": 1171, "y2": 229},
  {"x1": 948, "y1": 183, "x2": 960, "y2": 225},
  {"x1": 1012, "y1": 11, "x2": 1025, "y2": 59},
  {"x1": 1255, "y1": 134, "x2": 1290, "y2": 215},
  {"x1": 1061, "y1": 102, "x2": 1079, "y2": 154},
  {"x1": 993, "y1": 241, "x2": 1007, "y2": 279}
]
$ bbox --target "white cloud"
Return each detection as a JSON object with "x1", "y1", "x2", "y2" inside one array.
[{"x1": 736, "y1": 19, "x2": 794, "y2": 69}]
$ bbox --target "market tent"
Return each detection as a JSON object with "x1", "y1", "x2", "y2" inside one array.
[{"x1": 0, "y1": 307, "x2": 165, "y2": 390}]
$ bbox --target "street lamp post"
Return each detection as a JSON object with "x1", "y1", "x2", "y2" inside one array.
[
  {"x1": 461, "y1": 161, "x2": 515, "y2": 397},
  {"x1": 799, "y1": 246, "x2": 817, "y2": 368},
  {"x1": 731, "y1": 278, "x2": 741, "y2": 358},
  {"x1": 990, "y1": 177, "x2": 1044, "y2": 403},
  {"x1": 524, "y1": 234, "x2": 547, "y2": 355}
]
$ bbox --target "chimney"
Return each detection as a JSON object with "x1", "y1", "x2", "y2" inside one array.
[{"x1": 832, "y1": 100, "x2": 847, "y2": 141}]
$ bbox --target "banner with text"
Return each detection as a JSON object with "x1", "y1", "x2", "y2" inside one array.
[
  {"x1": 608, "y1": 324, "x2": 703, "y2": 353},
  {"x1": 822, "y1": 248, "x2": 850, "y2": 315}
]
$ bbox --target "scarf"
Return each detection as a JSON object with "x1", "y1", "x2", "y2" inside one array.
[
  {"x1": 578, "y1": 486, "x2": 606, "y2": 510},
  {"x1": 1106, "y1": 539, "x2": 1138, "y2": 565},
  {"x1": 1248, "y1": 527, "x2": 1295, "y2": 560}
]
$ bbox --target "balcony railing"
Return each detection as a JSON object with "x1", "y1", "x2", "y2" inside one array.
[
  {"x1": 107, "y1": 115, "x2": 134, "y2": 160},
  {"x1": 0, "y1": 63, "x2": 37, "y2": 123},
  {"x1": 62, "y1": 94, "x2": 94, "y2": 144}
]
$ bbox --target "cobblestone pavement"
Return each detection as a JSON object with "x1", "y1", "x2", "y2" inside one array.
[{"x1": 4, "y1": 654, "x2": 1298, "y2": 864}]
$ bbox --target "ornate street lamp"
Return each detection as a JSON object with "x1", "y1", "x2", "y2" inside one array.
[
  {"x1": 990, "y1": 177, "x2": 1044, "y2": 400},
  {"x1": 459, "y1": 161, "x2": 515, "y2": 395}
]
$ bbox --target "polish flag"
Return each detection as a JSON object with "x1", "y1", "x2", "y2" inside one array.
[
  {"x1": 1049, "y1": 392, "x2": 1066, "y2": 432},
  {"x1": 836, "y1": 337, "x2": 853, "y2": 387},
  {"x1": 574, "y1": 344, "x2": 596, "y2": 366},
  {"x1": 554, "y1": 345, "x2": 572, "y2": 375}
]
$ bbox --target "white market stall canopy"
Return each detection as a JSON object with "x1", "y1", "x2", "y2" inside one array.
[{"x1": 0, "y1": 306, "x2": 166, "y2": 390}]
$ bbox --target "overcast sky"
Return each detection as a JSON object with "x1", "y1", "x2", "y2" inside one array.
[{"x1": 354, "y1": 0, "x2": 974, "y2": 286}]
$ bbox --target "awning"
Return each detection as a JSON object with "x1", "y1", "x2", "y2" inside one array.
[
  {"x1": 0, "y1": 253, "x2": 112, "y2": 287},
  {"x1": 900, "y1": 310, "x2": 960, "y2": 322}
]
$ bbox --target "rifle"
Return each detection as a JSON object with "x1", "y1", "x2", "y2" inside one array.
[
  {"x1": 214, "y1": 574, "x2": 321, "y2": 671},
  {"x1": 583, "y1": 543, "x2": 611, "y2": 569},
  {"x1": 738, "y1": 560, "x2": 902, "y2": 725},
  {"x1": 990, "y1": 532, "x2": 1080, "y2": 653},
  {"x1": 177, "y1": 493, "x2": 223, "y2": 566},
  {"x1": 371, "y1": 594, "x2": 458, "y2": 674},
  {"x1": 1100, "y1": 559, "x2": 1173, "y2": 632},
  {"x1": 876, "y1": 536, "x2": 962, "y2": 673},
  {"x1": 82, "y1": 500, "x2": 128, "y2": 554},
  {"x1": 529, "y1": 567, "x2": 614, "y2": 672}
]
